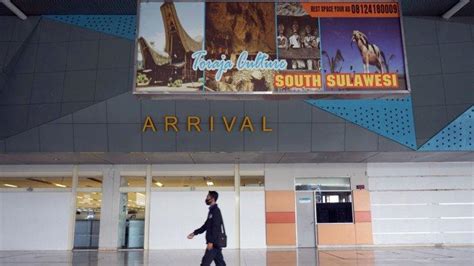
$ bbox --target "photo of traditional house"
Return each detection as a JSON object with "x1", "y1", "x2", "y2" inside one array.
[{"x1": 135, "y1": 1, "x2": 204, "y2": 92}]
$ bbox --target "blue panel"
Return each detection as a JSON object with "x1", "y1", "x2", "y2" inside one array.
[
  {"x1": 306, "y1": 97, "x2": 417, "y2": 149},
  {"x1": 419, "y1": 106, "x2": 474, "y2": 151},
  {"x1": 43, "y1": 15, "x2": 136, "y2": 40}
]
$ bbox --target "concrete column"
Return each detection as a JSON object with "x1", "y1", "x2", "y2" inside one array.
[
  {"x1": 99, "y1": 166, "x2": 121, "y2": 250},
  {"x1": 234, "y1": 163, "x2": 240, "y2": 248},
  {"x1": 144, "y1": 165, "x2": 152, "y2": 250},
  {"x1": 67, "y1": 165, "x2": 78, "y2": 250}
]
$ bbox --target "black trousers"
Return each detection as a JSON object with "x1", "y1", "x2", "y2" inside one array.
[{"x1": 201, "y1": 247, "x2": 226, "y2": 266}]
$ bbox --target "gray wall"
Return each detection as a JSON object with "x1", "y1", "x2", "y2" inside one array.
[
  {"x1": 0, "y1": 16, "x2": 134, "y2": 139},
  {"x1": 0, "y1": 16, "x2": 473, "y2": 153},
  {"x1": 404, "y1": 17, "x2": 474, "y2": 145},
  {"x1": 1, "y1": 92, "x2": 407, "y2": 153}
]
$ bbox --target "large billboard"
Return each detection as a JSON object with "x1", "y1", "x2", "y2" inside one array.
[{"x1": 134, "y1": 1, "x2": 408, "y2": 96}]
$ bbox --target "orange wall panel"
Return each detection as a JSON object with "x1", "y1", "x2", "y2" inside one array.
[
  {"x1": 317, "y1": 224, "x2": 356, "y2": 245},
  {"x1": 355, "y1": 222, "x2": 374, "y2": 244},
  {"x1": 355, "y1": 211, "x2": 372, "y2": 223},
  {"x1": 266, "y1": 223, "x2": 296, "y2": 246},
  {"x1": 265, "y1": 191, "x2": 295, "y2": 212},
  {"x1": 266, "y1": 212, "x2": 295, "y2": 223},
  {"x1": 353, "y1": 189, "x2": 371, "y2": 212}
]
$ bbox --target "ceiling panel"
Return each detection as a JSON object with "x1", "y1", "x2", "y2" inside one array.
[
  {"x1": 0, "y1": 0, "x2": 472, "y2": 16},
  {"x1": 278, "y1": 152, "x2": 379, "y2": 163},
  {"x1": 0, "y1": 152, "x2": 472, "y2": 164},
  {"x1": 189, "y1": 152, "x2": 286, "y2": 164}
]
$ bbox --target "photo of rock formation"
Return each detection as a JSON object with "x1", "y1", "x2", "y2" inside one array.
[
  {"x1": 205, "y1": 2, "x2": 276, "y2": 59},
  {"x1": 204, "y1": 2, "x2": 276, "y2": 92}
]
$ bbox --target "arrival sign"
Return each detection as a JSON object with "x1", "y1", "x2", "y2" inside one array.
[{"x1": 134, "y1": 0, "x2": 408, "y2": 95}]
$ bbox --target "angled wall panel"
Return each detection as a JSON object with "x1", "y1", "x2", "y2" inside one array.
[
  {"x1": 419, "y1": 106, "x2": 474, "y2": 151},
  {"x1": 306, "y1": 98, "x2": 417, "y2": 149},
  {"x1": 44, "y1": 15, "x2": 136, "y2": 40}
]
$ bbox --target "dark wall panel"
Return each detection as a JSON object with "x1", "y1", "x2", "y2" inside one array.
[
  {"x1": 0, "y1": 17, "x2": 134, "y2": 139},
  {"x1": 1, "y1": 16, "x2": 473, "y2": 153},
  {"x1": 404, "y1": 17, "x2": 474, "y2": 146}
]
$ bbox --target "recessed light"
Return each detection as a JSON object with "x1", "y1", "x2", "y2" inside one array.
[{"x1": 3, "y1": 184, "x2": 18, "y2": 188}]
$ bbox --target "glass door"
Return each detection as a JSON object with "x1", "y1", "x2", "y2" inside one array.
[
  {"x1": 119, "y1": 176, "x2": 146, "y2": 249},
  {"x1": 74, "y1": 176, "x2": 103, "y2": 249},
  {"x1": 119, "y1": 192, "x2": 146, "y2": 249},
  {"x1": 74, "y1": 192, "x2": 102, "y2": 249}
]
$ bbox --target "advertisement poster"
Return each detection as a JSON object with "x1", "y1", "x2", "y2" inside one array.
[{"x1": 134, "y1": 0, "x2": 408, "y2": 95}]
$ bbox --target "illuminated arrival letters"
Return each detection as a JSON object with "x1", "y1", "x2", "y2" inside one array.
[{"x1": 142, "y1": 115, "x2": 272, "y2": 133}]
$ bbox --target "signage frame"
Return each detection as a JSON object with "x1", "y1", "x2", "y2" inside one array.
[{"x1": 132, "y1": 0, "x2": 411, "y2": 99}]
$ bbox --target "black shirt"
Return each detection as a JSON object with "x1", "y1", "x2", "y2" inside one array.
[{"x1": 193, "y1": 204, "x2": 224, "y2": 245}]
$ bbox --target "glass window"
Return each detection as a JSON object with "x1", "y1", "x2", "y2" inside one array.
[
  {"x1": 295, "y1": 177, "x2": 353, "y2": 223},
  {"x1": 78, "y1": 176, "x2": 103, "y2": 189},
  {"x1": 152, "y1": 176, "x2": 234, "y2": 188},
  {"x1": 0, "y1": 176, "x2": 72, "y2": 188},
  {"x1": 295, "y1": 177, "x2": 350, "y2": 191},
  {"x1": 76, "y1": 192, "x2": 102, "y2": 211},
  {"x1": 121, "y1": 176, "x2": 146, "y2": 188},
  {"x1": 316, "y1": 191, "x2": 353, "y2": 223},
  {"x1": 241, "y1": 176, "x2": 264, "y2": 187}
]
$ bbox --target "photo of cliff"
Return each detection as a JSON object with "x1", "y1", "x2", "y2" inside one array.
[
  {"x1": 205, "y1": 2, "x2": 276, "y2": 59},
  {"x1": 204, "y1": 2, "x2": 276, "y2": 92}
]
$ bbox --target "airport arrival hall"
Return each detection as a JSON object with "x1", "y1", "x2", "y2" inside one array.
[{"x1": 0, "y1": 0, "x2": 473, "y2": 265}]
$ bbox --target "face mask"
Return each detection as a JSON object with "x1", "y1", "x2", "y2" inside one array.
[{"x1": 205, "y1": 199, "x2": 212, "y2": 205}]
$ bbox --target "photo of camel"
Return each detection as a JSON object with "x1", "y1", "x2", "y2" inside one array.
[{"x1": 320, "y1": 17, "x2": 407, "y2": 90}]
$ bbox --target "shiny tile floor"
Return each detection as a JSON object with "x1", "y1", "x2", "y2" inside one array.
[{"x1": 0, "y1": 247, "x2": 473, "y2": 265}]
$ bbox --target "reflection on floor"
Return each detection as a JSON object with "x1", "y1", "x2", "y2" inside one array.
[{"x1": 0, "y1": 247, "x2": 473, "y2": 265}]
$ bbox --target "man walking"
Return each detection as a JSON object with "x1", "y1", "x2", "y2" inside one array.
[{"x1": 187, "y1": 191, "x2": 226, "y2": 266}]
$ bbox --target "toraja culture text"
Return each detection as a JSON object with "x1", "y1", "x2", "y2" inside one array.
[
  {"x1": 192, "y1": 50, "x2": 287, "y2": 81},
  {"x1": 142, "y1": 115, "x2": 273, "y2": 133}
]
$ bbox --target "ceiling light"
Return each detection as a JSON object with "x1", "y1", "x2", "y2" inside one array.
[
  {"x1": 442, "y1": 0, "x2": 470, "y2": 20},
  {"x1": 206, "y1": 181, "x2": 214, "y2": 186},
  {"x1": 155, "y1": 182, "x2": 163, "y2": 187},
  {"x1": 3, "y1": 184, "x2": 18, "y2": 188},
  {"x1": 54, "y1": 183, "x2": 67, "y2": 188}
]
